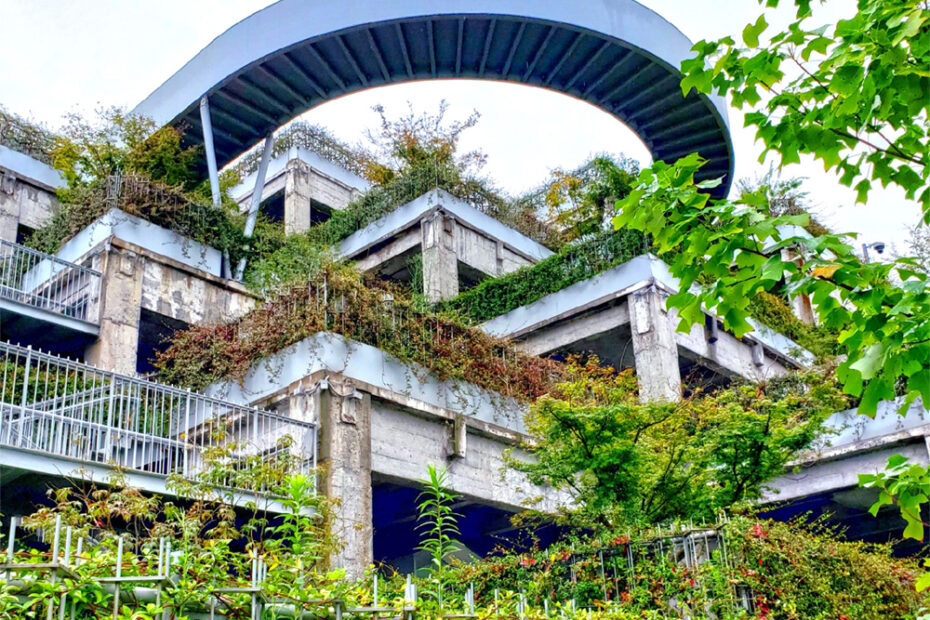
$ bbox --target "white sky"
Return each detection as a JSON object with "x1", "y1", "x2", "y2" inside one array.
[{"x1": 0, "y1": 0, "x2": 922, "y2": 252}]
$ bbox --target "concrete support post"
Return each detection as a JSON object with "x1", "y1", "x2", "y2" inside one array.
[
  {"x1": 0, "y1": 172, "x2": 20, "y2": 242},
  {"x1": 629, "y1": 286, "x2": 682, "y2": 403},
  {"x1": 318, "y1": 378, "x2": 372, "y2": 580},
  {"x1": 84, "y1": 248, "x2": 144, "y2": 375},
  {"x1": 284, "y1": 159, "x2": 314, "y2": 236},
  {"x1": 781, "y1": 248, "x2": 816, "y2": 325},
  {"x1": 421, "y1": 211, "x2": 458, "y2": 303}
]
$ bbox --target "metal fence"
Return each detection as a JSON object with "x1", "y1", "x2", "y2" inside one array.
[
  {"x1": 0, "y1": 239, "x2": 102, "y2": 323},
  {"x1": 0, "y1": 341, "x2": 316, "y2": 488}
]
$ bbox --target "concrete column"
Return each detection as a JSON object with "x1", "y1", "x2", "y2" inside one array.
[
  {"x1": 284, "y1": 159, "x2": 313, "y2": 236},
  {"x1": 780, "y1": 248, "x2": 816, "y2": 325},
  {"x1": 318, "y1": 377, "x2": 372, "y2": 580},
  {"x1": 421, "y1": 211, "x2": 458, "y2": 303},
  {"x1": 0, "y1": 172, "x2": 20, "y2": 242},
  {"x1": 629, "y1": 286, "x2": 682, "y2": 403},
  {"x1": 84, "y1": 248, "x2": 144, "y2": 375}
]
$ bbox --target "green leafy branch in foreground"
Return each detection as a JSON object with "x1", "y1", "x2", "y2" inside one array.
[
  {"x1": 681, "y1": 0, "x2": 929, "y2": 217},
  {"x1": 615, "y1": 153, "x2": 930, "y2": 416}
]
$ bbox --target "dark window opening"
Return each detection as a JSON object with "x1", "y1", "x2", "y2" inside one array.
[
  {"x1": 137, "y1": 309, "x2": 189, "y2": 375},
  {"x1": 15, "y1": 224, "x2": 35, "y2": 246}
]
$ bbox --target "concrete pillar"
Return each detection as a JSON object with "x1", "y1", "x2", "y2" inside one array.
[
  {"x1": 629, "y1": 286, "x2": 682, "y2": 403},
  {"x1": 780, "y1": 248, "x2": 816, "y2": 325},
  {"x1": 84, "y1": 248, "x2": 144, "y2": 375},
  {"x1": 284, "y1": 159, "x2": 313, "y2": 236},
  {"x1": 421, "y1": 210, "x2": 458, "y2": 303},
  {"x1": 0, "y1": 172, "x2": 20, "y2": 242},
  {"x1": 318, "y1": 377, "x2": 372, "y2": 580}
]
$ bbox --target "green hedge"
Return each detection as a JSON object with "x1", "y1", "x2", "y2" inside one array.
[
  {"x1": 441, "y1": 229, "x2": 648, "y2": 323},
  {"x1": 444, "y1": 229, "x2": 838, "y2": 360}
]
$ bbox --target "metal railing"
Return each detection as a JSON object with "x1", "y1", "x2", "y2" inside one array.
[
  {"x1": 0, "y1": 239, "x2": 102, "y2": 323},
  {"x1": 0, "y1": 341, "x2": 316, "y2": 490}
]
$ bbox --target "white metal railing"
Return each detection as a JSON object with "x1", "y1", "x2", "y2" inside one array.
[
  {"x1": 0, "y1": 341, "x2": 316, "y2": 490},
  {"x1": 0, "y1": 239, "x2": 102, "y2": 323}
]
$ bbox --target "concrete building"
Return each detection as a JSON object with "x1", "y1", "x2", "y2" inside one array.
[
  {"x1": 0, "y1": 145, "x2": 62, "y2": 244},
  {"x1": 1, "y1": 0, "x2": 924, "y2": 581},
  {"x1": 230, "y1": 146, "x2": 369, "y2": 236},
  {"x1": 338, "y1": 188, "x2": 552, "y2": 302}
]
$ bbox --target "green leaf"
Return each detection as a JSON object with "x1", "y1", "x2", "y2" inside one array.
[
  {"x1": 828, "y1": 65, "x2": 864, "y2": 97},
  {"x1": 742, "y1": 15, "x2": 768, "y2": 49},
  {"x1": 916, "y1": 570, "x2": 930, "y2": 592},
  {"x1": 849, "y1": 343, "x2": 885, "y2": 380}
]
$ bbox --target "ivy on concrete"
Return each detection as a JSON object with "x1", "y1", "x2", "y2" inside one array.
[
  {"x1": 156, "y1": 264, "x2": 564, "y2": 399},
  {"x1": 442, "y1": 229, "x2": 648, "y2": 323}
]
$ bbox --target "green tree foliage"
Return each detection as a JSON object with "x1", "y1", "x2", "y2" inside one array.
[
  {"x1": 512, "y1": 359, "x2": 847, "y2": 529},
  {"x1": 613, "y1": 0, "x2": 930, "y2": 566},
  {"x1": 681, "y1": 0, "x2": 929, "y2": 215},
  {"x1": 537, "y1": 155, "x2": 640, "y2": 241},
  {"x1": 615, "y1": 154, "x2": 930, "y2": 415},
  {"x1": 51, "y1": 107, "x2": 200, "y2": 190}
]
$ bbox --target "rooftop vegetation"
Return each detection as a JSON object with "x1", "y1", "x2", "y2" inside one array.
[
  {"x1": 0, "y1": 107, "x2": 57, "y2": 165},
  {"x1": 155, "y1": 264, "x2": 563, "y2": 399}
]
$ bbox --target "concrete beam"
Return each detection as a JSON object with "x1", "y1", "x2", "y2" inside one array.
[
  {"x1": 674, "y1": 313, "x2": 789, "y2": 381},
  {"x1": 517, "y1": 303, "x2": 630, "y2": 356},
  {"x1": 764, "y1": 442, "x2": 929, "y2": 503},
  {"x1": 353, "y1": 229, "x2": 420, "y2": 273}
]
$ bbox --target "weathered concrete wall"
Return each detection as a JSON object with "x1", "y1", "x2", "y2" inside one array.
[
  {"x1": 674, "y1": 310, "x2": 789, "y2": 381},
  {"x1": 370, "y1": 399, "x2": 565, "y2": 514},
  {"x1": 136, "y1": 242, "x2": 257, "y2": 325},
  {"x1": 0, "y1": 173, "x2": 57, "y2": 242},
  {"x1": 80, "y1": 237, "x2": 256, "y2": 373}
]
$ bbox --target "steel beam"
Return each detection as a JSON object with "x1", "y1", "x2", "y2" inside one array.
[
  {"x1": 235, "y1": 131, "x2": 276, "y2": 280},
  {"x1": 199, "y1": 96, "x2": 222, "y2": 208}
]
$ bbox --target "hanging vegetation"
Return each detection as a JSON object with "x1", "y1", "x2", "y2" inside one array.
[{"x1": 155, "y1": 264, "x2": 564, "y2": 398}]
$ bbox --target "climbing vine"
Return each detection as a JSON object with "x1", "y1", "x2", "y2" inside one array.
[{"x1": 155, "y1": 264, "x2": 563, "y2": 399}]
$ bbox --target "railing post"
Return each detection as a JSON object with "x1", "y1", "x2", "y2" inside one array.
[
  {"x1": 183, "y1": 389, "x2": 192, "y2": 478},
  {"x1": 105, "y1": 371, "x2": 118, "y2": 464},
  {"x1": 19, "y1": 345, "x2": 32, "y2": 417}
]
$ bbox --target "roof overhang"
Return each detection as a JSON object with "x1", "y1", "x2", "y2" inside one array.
[{"x1": 133, "y1": 0, "x2": 734, "y2": 194}]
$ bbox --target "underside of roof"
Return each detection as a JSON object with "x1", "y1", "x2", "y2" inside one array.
[{"x1": 134, "y1": 1, "x2": 734, "y2": 195}]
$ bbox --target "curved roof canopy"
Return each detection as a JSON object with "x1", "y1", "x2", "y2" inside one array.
[{"x1": 134, "y1": 0, "x2": 733, "y2": 193}]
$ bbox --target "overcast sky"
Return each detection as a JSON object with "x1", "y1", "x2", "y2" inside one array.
[{"x1": 0, "y1": 0, "x2": 921, "y2": 252}]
